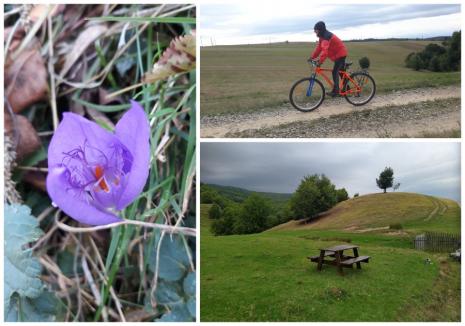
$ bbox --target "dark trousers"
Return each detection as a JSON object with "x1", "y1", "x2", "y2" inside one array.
[{"x1": 332, "y1": 56, "x2": 346, "y2": 91}]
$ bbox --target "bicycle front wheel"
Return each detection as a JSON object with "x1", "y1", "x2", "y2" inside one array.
[
  {"x1": 344, "y1": 72, "x2": 376, "y2": 106},
  {"x1": 289, "y1": 77, "x2": 325, "y2": 112}
]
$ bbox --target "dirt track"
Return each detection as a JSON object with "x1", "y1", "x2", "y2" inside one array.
[{"x1": 201, "y1": 85, "x2": 460, "y2": 138}]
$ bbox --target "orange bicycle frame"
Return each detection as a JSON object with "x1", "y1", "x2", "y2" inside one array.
[{"x1": 314, "y1": 67, "x2": 361, "y2": 96}]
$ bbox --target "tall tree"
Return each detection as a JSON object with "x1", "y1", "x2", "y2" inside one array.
[
  {"x1": 211, "y1": 204, "x2": 240, "y2": 236},
  {"x1": 290, "y1": 174, "x2": 338, "y2": 220},
  {"x1": 234, "y1": 193, "x2": 271, "y2": 234},
  {"x1": 376, "y1": 167, "x2": 394, "y2": 193}
]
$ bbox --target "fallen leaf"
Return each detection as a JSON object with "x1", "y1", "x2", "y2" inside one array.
[
  {"x1": 143, "y1": 30, "x2": 196, "y2": 83},
  {"x1": 4, "y1": 113, "x2": 41, "y2": 160},
  {"x1": 4, "y1": 31, "x2": 49, "y2": 113},
  {"x1": 5, "y1": 105, "x2": 40, "y2": 160},
  {"x1": 59, "y1": 24, "x2": 108, "y2": 79},
  {"x1": 16, "y1": 115, "x2": 42, "y2": 159}
]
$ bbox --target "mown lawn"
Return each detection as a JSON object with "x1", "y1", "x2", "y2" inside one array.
[
  {"x1": 200, "y1": 41, "x2": 460, "y2": 115},
  {"x1": 200, "y1": 228, "x2": 460, "y2": 321}
]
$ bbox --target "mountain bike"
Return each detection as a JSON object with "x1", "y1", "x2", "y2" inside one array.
[{"x1": 289, "y1": 59, "x2": 376, "y2": 112}]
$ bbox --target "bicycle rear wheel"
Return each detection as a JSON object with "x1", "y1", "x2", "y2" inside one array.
[
  {"x1": 344, "y1": 72, "x2": 376, "y2": 106},
  {"x1": 289, "y1": 77, "x2": 325, "y2": 112}
]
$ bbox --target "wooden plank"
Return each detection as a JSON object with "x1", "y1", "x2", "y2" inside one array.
[
  {"x1": 340, "y1": 256, "x2": 370, "y2": 266},
  {"x1": 322, "y1": 244, "x2": 359, "y2": 252},
  {"x1": 308, "y1": 251, "x2": 335, "y2": 261}
]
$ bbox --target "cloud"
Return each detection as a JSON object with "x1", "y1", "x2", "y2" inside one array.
[
  {"x1": 200, "y1": 4, "x2": 461, "y2": 45},
  {"x1": 200, "y1": 142, "x2": 461, "y2": 202}
]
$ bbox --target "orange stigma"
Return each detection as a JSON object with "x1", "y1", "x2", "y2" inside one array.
[{"x1": 94, "y1": 165, "x2": 110, "y2": 192}]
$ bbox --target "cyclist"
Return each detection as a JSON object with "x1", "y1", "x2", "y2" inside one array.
[{"x1": 310, "y1": 21, "x2": 347, "y2": 97}]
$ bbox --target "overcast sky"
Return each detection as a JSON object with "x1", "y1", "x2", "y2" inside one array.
[
  {"x1": 200, "y1": 142, "x2": 461, "y2": 202},
  {"x1": 200, "y1": 3, "x2": 461, "y2": 45}
]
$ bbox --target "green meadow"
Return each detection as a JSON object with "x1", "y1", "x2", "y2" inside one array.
[
  {"x1": 200, "y1": 192, "x2": 461, "y2": 322},
  {"x1": 200, "y1": 41, "x2": 460, "y2": 115}
]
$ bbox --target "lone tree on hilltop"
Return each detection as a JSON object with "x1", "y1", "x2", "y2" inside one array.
[{"x1": 376, "y1": 167, "x2": 394, "y2": 193}]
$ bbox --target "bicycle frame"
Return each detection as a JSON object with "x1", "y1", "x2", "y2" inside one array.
[
  {"x1": 307, "y1": 60, "x2": 363, "y2": 96},
  {"x1": 312, "y1": 67, "x2": 361, "y2": 96}
]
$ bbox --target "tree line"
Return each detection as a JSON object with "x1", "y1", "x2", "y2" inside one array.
[
  {"x1": 203, "y1": 168, "x2": 399, "y2": 236},
  {"x1": 405, "y1": 31, "x2": 460, "y2": 72},
  {"x1": 202, "y1": 175, "x2": 349, "y2": 236}
]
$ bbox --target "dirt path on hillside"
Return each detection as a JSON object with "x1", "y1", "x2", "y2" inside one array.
[
  {"x1": 201, "y1": 86, "x2": 460, "y2": 138},
  {"x1": 425, "y1": 198, "x2": 440, "y2": 221}
]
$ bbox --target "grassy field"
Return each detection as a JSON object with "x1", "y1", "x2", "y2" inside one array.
[
  {"x1": 200, "y1": 41, "x2": 460, "y2": 115},
  {"x1": 200, "y1": 192, "x2": 461, "y2": 321}
]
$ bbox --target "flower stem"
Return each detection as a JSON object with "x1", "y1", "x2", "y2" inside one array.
[{"x1": 94, "y1": 225, "x2": 128, "y2": 321}]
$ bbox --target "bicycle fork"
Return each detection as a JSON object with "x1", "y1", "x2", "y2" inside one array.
[{"x1": 306, "y1": 73, "x2": 317, "y2": 96}]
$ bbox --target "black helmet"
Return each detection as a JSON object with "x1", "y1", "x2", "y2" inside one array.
[{"x1": 314, "y1": 21, "x2": 326, "y2": 32}]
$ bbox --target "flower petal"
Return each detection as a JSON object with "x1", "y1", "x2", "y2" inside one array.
[
  {"x1": 114, "y1": 100, "x2": 150, "y2": 210},
  {"x1": 46, "y1": 166, "x2": 122, "y2": 225},
  {"x1": 48, "y1": 112, "x2": 118, "y2": 168}
]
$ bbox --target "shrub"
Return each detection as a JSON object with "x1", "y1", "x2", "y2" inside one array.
[
  {"x1": 211, "y1": 205, "x2": 240, "y2": 236},
  {"x1": 233, "y1": 194, "x2": 271, "y2": 234},
  {"x1": 359, "y1": 56, "x2": 370, "y2": 69},
  {"x1": 405, "y1": 31, "x2": 460, "y2": 72},
  {"x1": 336, "y1": 188, "x2": 349, "y2": 203},
  {"x1": 208, "y1": 204, "x2": 222, "y2": 219},
  {"x1": 353, "y1": 193, "x2": 359, "y2": 198}
]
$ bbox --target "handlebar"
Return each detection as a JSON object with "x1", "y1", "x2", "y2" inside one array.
[{"x1": 307, "y1": 59, "x2": 320, "y2": 67}]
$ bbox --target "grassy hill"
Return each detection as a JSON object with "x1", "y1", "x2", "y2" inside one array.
[
  {"x1": 200, "y1": 41, "x2": 460, "y2": 115},
  {"x1": 200, "y1": 192, "x2": 461, "y2": 321},
  {"x1": 270, "y1": 192, "x2": 460, "y2": 234},
  {"x1": 205, "y1": 183, "x2": 292, "y2": 205}
]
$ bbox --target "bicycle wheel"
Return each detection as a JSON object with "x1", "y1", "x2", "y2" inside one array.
[
  {"x1": 343, "y1": 72, "x2": 376, "y2": 106},
  {"x1": 289, "y1": 77, "x2": 325, "y2": 112}
]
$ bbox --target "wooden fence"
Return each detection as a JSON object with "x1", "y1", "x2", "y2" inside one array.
[{"x1": 414, "y1": 231, "x2": 461, "y2": 252}]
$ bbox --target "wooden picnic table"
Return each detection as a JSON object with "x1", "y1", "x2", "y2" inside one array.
[{"x1": 308, "y1": 244, "x2": 370, "y2": 276}]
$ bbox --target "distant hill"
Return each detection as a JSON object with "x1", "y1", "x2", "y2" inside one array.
[
  {"x1": 269, "y1": 192, "x2": 460, "y2": 234},
  {"x1": 204, "y1": 183, "x2": 292, "y2": 205},
  {"x1": 346, "y1": 36, "x2": 450, "y2": 42}
]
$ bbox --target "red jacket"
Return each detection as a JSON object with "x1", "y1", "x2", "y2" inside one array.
[{"x1": 311, "y1": 32, "x2": 347, "y2": 64}]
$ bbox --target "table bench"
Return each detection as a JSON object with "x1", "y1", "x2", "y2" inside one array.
[{"x1": 309, "y1": 244, "x2": 370, "y2": 275}]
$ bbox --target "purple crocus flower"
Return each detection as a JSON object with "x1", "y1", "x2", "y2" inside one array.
[{"x1": 46, "y1": 101, "x2": 150, "y2": 225}]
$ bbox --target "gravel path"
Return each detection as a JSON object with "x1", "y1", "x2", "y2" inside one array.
[
  {"x1": 227, "y1": 98, "x2": 460, "y2": 138},
  {"x1": 201, "y1": 85, "x2": 460, "y2": 138}
]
